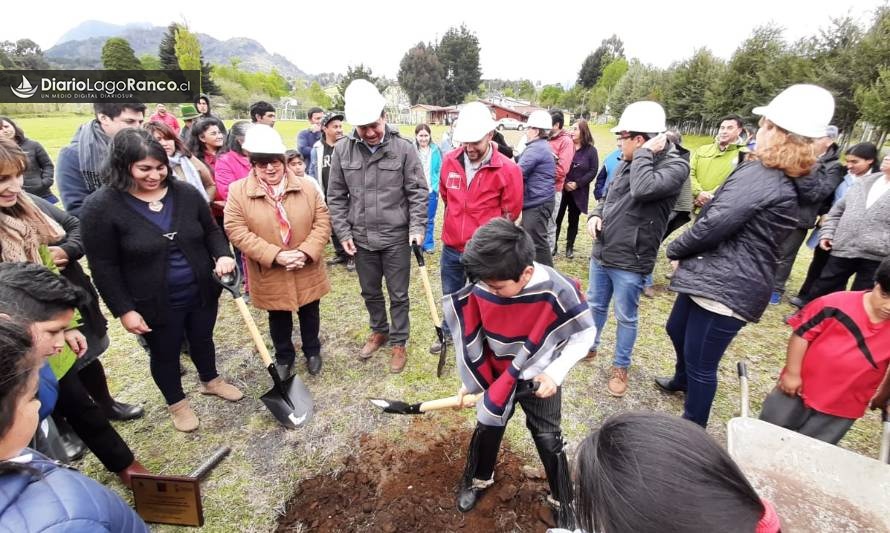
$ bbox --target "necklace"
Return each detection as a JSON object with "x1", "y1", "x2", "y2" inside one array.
[{"x1": 148, "y1": 200, "x2": 164, "y2": 212}]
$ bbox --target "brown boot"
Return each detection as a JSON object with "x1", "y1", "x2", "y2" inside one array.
[
  {"x1": 199, "y1": 377, "x2": 244, "y2": 401},
  {"x1": 168, "y1": 399, "x2": 199, "y2": 432},
  {"x1": 585, "y1": 349, "x2": 597, "y2": 361},
  {"x1": 607, "y1": 366, "x2": 629, "y2": 397},
  {"x1": 117, "y1": 460, "x2": 150, "y2": 488},
  {"x1": 390, "y1": 345, "x2": 407, "y2": 373},
  {"x1": 360, "y1": 332, "x2": 388, "y2": 359}
]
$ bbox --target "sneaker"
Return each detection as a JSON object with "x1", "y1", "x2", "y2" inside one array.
[
  {"x1": 643, "y1": 286, "x2": 656, "y2": 298},
  {"x1": 199, "y1": 377, "x2": 244, "y2": 402},
  {"x1": 769, "y1": 291, "x2": 781, "y2": 305},
  {"x1": 346, "y1": 258, "x2": 356, "y2": 272},
  {"x1": 607, "y1": 366, "x2": 629, "y2": 397},
  {"x1": 168, "y1": 399, "x2": 199, "y2": 432}
]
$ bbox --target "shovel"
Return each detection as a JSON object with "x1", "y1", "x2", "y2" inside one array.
[
  {"x1": 214, "y1": 269, "x2": 313, "y2": 429},
  {"x1": 369, "y1": 381, "x2": 540, "y2": 415},
  {"x1": 411, "y1": 242, "x2": 448, "y2": 377}
]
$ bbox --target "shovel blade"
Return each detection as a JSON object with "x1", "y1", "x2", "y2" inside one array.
[
  {"x1": 367, "y1": 397, "x2": 423, "y2": 415},
  {"x1": 260, "y1": 375, "x2": 313, "y2": 429}
]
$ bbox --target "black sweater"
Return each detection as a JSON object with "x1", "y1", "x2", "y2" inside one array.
[{"x1": 80, "y1": 179, "x2": 231, "y2": 327}]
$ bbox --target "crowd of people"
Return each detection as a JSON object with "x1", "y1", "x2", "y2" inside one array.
[{"x1": 0, "y1": 80, "x2": 888, "y2": 531}]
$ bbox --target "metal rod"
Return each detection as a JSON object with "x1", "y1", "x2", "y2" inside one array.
[
  {"x1": 737, "y1": 361, "x2": 750, "y2": 419},
  {"x1": 189, "y1": 446, "x2": 231, "y2": 479}
]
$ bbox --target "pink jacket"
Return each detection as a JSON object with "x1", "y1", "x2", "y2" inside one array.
[
  {"x1": 148, "y1": 112, "x2": 180, "y2": 134},
  {"x1": 548, "y1": 130, "x2": 575, "y2": 191},
  {"x1": 214, "y1": 151, "x2": 251, "y2": 202}
]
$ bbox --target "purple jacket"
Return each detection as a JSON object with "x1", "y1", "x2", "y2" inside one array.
[{"x1": 565, "y1": 144, "x2": 599, "y2": 214}]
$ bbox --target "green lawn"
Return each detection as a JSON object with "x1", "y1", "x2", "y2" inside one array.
[{"x1": 7, "y1": 115, "x2": 886, "y2": 532}]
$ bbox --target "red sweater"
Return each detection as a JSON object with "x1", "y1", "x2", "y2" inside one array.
[{"x1": 438, "y1": 145, "x2": 523, "y2": 252}]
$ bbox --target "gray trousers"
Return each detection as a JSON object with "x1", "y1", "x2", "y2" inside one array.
[
  {"x1": 547, "y1": 191, "x2": 562, "y2": 249},
  {"x1": 759, "y1": 387, "x2": 855, "y2": 445},
  {"x1": 354, "y1": 243, "x2": 411, "y2": 346},
  {"x1": 773, "y1": 228, "x2": 808, "y2": 293},
  {"x1": 522, "y1": 199, "x2": 555, "y2": 267}
]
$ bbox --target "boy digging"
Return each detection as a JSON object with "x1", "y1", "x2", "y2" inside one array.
[
  {"x1": 445, "y1": 219, "x2": 596, "y2": 527},
  {"x1": 760, "y1": 255, "x2": 890, "y2": 444}
]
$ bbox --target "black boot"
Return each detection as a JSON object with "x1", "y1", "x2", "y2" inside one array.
[
  {"x1": 457, "y1": 423, "x2": 505, "y2": 512},
  {"x1": 533, "y1": 432, "x2": 575, "y2": 529},
  {"x1": 565, "y1": 246, "x2": 574, "y2": 259},
  {"x1": 78, "y1": 360, "x2": 144, "y2": 421}
]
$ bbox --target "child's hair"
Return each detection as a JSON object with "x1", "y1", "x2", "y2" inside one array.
[
  {"x1": 846, "y1": 142, "x2": 880, "y2": 173},
  {"x1": 875, "y1": 256, "x2": 890, "y2": 293},
  {"x1": 0, "y1": 263, "x2": 88, "y2": 321},
  {"x1": 285, "y1": 149, "x2": 303, "y2": 163},
  {"x1": 0, "y1": 319, "x2": 38, "y2": 441},
  {"x1": 575, "y1": 411, "x2": 764, "y2": 533},
  {"x1": 461, "y1": 218, "x2": 534, "y2": 282}
]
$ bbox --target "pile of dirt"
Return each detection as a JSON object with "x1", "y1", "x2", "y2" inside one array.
[{"x1": 277, "y1": 415, "x2": 555, "y2": 532}]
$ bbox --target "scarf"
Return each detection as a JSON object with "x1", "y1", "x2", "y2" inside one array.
[
  {"x1": 0, "y1": 194, "x2": 66, "y2": 263},
  {"x1": 256, "y1": 174, "x2": 292, "y2": 246},
  {"x1": 443, "y1": 265, "x2": 593, "y2": 426},
  {"x1": 74, "y1": 120, "x2": 111, "y2": 192},
  {"x1": 170, "y1": 152, "x2": 208, "y2": 201}
]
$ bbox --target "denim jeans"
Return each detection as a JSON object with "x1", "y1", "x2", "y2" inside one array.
[
  {"x1": 440, "y1": 245, "x2": 469, "y2": 335},
  {"x1": 666, "y1": 294, "x2": 746, "y2": 428},
  {"x1": 587, "y1": 258, "x2": 644, "y2": 368},
  {"x1": 423, "y1": 192, "x2": 439, "y2": 252}
]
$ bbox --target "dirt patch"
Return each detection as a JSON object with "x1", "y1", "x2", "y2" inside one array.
[{"x1": 276, "y1": 414, "x2": 554, "y2": 532}]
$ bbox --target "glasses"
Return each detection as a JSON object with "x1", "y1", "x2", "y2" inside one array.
[{"x1": 253, "y1": 159, "x2": 284, "y2": 169}]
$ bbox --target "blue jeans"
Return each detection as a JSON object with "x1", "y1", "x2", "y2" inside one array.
[
  {"x1": 424, "y1": 192, "x2": 438, "y2": 251},
  {"x1": 666, "y1": 294, "x2": 746, "y2": 428},
  {"x1": 587, "y1": 258, "x2": 644, "y2": 368},
  {"x1": 440, "y1": 245, "x2": 468, "y2": 335}
]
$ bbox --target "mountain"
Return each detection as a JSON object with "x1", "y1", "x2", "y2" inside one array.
[{"x1": 45, "y1": 22, "x2": 308, "y2": 78}]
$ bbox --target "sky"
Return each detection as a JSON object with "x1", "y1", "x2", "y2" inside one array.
[{"x1": 6, "y1": 0, "x2": 885, "y2": 86}]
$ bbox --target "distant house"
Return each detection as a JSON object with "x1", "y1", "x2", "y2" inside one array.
[
  {"x1": 478, "y1": 99, "x2": 545, "y2": 121},
  {"x1": 410, "y1": 104, "x2": 449, "y2": 125}
]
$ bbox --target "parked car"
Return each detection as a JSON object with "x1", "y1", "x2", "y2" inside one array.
[{"x1": 496, "y1": 117, "x2": 525, "y2": 131}]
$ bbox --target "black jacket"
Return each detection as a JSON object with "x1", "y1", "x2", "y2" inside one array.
[
  {"x1": 592, "y1": 143, "x2": 690, "y2": 274},
  {"x1": 793, "y1": 143, "x2": 845, "y2": 229},
  {"x1": 20, "y1": 139, "x2": 55, "y2": 199},
  {"x1": 80, "y1": 179, "x2": 231, "y2": 327},
  {"x1": 667, "y1": 161, "x2": 798, "y2": 322}
]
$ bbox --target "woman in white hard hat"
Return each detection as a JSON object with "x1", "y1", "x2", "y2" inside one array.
[
  {"x1": 81, "y1": 129, "x2": 243, "y2": 433},
  {"x1": 517, "y1": 109, "x2": 557, "y2": 266},
  {"x1": 224, "y1": 125, "x2": 332, "y2": 380},
  {"x1": 655, "y1": 84, "x2": 834, "y2": 428}
]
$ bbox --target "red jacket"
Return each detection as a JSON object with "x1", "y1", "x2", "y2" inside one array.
[
  {"x1": 439, "y1": 144, "x2": 523, "y2": 252},
  {"x1": 148, "y1": 112, "x2": 180, "y2": 134},
  {"x1": 549, "y1": 130, "x2": 575, "y2": 191}
]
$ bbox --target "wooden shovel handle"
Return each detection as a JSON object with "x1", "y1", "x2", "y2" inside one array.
[
  {"x1": 234, "y1": 297, "x2": 274, "y2": 367},
  {"x1": 419, "y1": 393, "x2": 482, "y2": 412},
  {"x1": 417, "y1": 266, "x2": 441, "y2": 325}
]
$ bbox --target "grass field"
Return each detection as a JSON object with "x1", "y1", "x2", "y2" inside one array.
[{"x1": 10, "y1": 115, "x2": 885, "y2": 532}]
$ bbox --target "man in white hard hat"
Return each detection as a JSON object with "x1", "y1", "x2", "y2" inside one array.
[
  {"x1": 327, "y1": 79, "x2": 428, "y2": 373},
  {"x1": 518, "y1": 109, "x2": 558, "y2": 266},
  {"x1": 586, "y1": 100, "x2": 690, "y2": 398},
  {"x1": 431, "y1": 101, "x2": 523, "y2": 354}
]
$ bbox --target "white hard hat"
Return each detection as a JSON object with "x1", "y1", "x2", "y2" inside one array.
[
  {"x1": 242, "y1": 124, "x2": 285, "y2": 155},
  {"x1": 452, "y1": 102, "x2": 497, "y2": 143},
  {"x1": 527, "y1": 110, "x2": 552, "y2": 130},
  {"x1": 344, "y1": 79, "x2": 386, "y2": 126},
  {"x1": 752, "y1": 84, "x2": 834, "y2": 139},
  {"x1": 610, "y1": 101, "x2": 666, "y2": 134}
]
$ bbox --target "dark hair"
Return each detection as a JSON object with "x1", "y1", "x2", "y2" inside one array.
[
  {"x1": 627, "y1": 131, "x2": 652, "y2": 141},
  {"x1": 550, "y1": 110, "x2": 564, "y2": 129},
  {"x1": 195, "y1": 93, "x2": 211, "y2": 115},
  {"x1": 719, "y1": 114, "x2": 744, "y2": 129},
  {"x1": 187, "y1": 117, "x2": 225, "y2": 162},
  {"x1": 249, "y1": 101, "x2": 275, "y2": 122},
  {"x1": 103, "y1": 129, "x2": 171, "y2": 192},
  {"x1": 0, "y1": 116, "x2": 25, "y2": 144},
  {"x1": 0, "y1": 263, "x2": 89, "y2": 322},
  {"x1": 0, "y1": 319, "x2": 38, "y2": 441},
  {"x1": 414, "y1": 123, "x2": 432, "y2": 148},
  {"x1": 93, "y1": 102, "x2": 147, "y2": 120},
  {"x1": 875, "y1": 256, "x2": 890, "y2": 293},
  {"x1": 575, "y1": 411, "x2": 764, "y2": 533},
  {"x1": 285, "y1": 149, "x2": 303, "y2": 163},
  {"x1": 573, "y1": 120, "x2": 594, "y2": 148},
  {"x1": 307, "y1": 107, "x2": 323, "y2": 120},
  {"x1": 223, "y1": 121, "x2": 252, "y2": 156},
  {"x1": 846, "y1": 143, "x2": 880, "y2": 173},
  {"x1": 143, "y1": 120, "x2": 192, "y2": 158},
  {"x1": 461, "y1": 218, "x2": 534, "y2": 282}
]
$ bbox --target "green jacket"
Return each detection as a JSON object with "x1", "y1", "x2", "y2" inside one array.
[
  {"x1": 689, "y1": 142, "x2": 747, "y2": 197},
  {"x1": 39, "y1": 246, "x2": 82, "y2": 378}
]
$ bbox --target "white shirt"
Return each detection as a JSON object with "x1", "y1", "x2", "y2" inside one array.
[{"x1": 866, "y1": 175, "x2": 890, "y2": 209}]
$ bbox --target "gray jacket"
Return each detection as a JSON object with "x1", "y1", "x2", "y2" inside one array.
[
  {"x1": 327, "y1": 127, "x2": 428, "y2": 250},
  {"x1": 820, "y1": 172, "x2": 890, "y2": 261}
]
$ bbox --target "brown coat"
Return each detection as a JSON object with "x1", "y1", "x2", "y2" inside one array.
[{"x1": 224, "y1": 170, "x2": 331, "y2": 311}]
